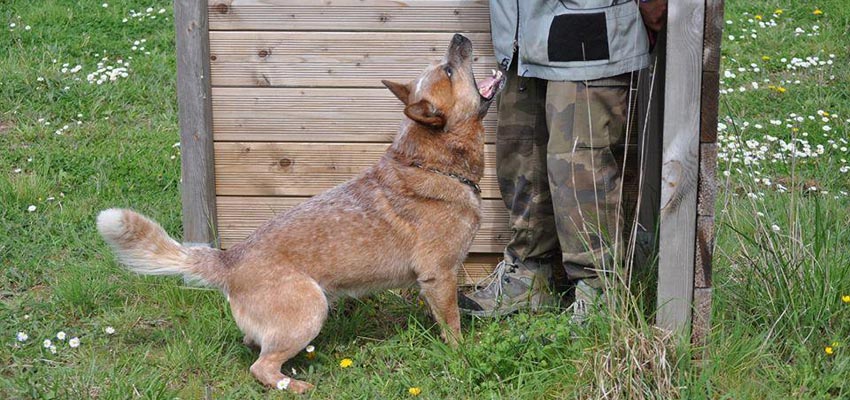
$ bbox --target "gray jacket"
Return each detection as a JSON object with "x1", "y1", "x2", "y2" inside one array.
[{"x1": 490, "y1": 0, "x2": 650, "y2": 81}]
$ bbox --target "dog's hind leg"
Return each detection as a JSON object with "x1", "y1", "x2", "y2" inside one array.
[
  {"x1": 230, "y1": 274, "x2": 328, "y2": 393},
  {"x1": 416, "y1": 265, "x2": 462, "y2": 345}
]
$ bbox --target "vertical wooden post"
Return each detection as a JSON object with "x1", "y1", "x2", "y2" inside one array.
[
  {"x1": 174, "y1": 0, "x2": 218, "y2": 247},
  {"x1": 656, "y1": 0, "x2": 705, "y2": 332},
  {"x1": 692, "y1": 0, "x2": 725, "y2": 346}
]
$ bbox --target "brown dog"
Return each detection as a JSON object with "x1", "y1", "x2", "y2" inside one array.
[{"x1": 97, "y1": 34, "x2": 504, "y2": 393}]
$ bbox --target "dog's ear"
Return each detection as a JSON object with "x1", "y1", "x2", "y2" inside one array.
[
  {"x1": 404, "y1": 99, "x2": 446, "y2": 129},
  {"x1": 382, "y1": 80, "x2": 411, "y2": 105}
]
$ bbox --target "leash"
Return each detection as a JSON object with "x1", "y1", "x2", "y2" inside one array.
[{"x1": 411, "y1": 162, "x2": 481, "y2": 195}]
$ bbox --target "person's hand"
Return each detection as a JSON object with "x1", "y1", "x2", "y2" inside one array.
[{"x1": 639, "y1": 0, "x2": 668, "y2": 32}]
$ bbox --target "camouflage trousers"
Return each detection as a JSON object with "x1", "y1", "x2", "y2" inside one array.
[{"x1": 496, "y1": 63, "x2": 631, "y2": 281}]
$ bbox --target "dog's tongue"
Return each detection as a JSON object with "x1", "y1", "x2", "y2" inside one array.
[{"x1": 477, "y1": 70, "x2": 504, "y2": 100}]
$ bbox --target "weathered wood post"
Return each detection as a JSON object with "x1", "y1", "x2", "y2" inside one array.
[
  {"x1": 174, "y1": 0, "x2": 218, "y2": 248},
  {"x1": 655, "y1": 0, "x2": 722, "y2": 346}
]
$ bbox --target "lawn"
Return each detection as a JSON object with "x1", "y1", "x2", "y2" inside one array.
[{"x1": 1, "y1": 1, "x2": 849, "y2": 399}]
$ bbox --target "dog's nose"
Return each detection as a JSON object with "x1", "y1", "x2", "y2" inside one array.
[
  {"x1": 452, "y1": 34, "x2": 470, "y2": 46},
  {"x1": 448, "y1": 34, "x2": 472, "y2": 61}
]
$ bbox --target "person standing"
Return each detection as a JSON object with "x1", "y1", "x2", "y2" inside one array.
[{"x1": 458, "y1": 0, "x2": 668, "y2": 317}]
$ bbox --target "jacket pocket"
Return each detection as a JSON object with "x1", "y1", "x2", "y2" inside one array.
[
  {"x1": 522, "y1": 1, "x2": 645, "y2": 66},
  {"x1": 547, "y1": 12, "x2": 609, "y2": 62}
]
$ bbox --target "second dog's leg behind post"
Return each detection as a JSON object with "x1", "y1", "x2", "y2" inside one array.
[{"x1": 415, "y1": 262, "x2": 463, "y2": 345}]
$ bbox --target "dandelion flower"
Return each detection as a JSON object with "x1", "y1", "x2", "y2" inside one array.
[
  {"x1": 774, "y1": 9, "x2": 783, "y2": 15},
  {"x1": 43, "y1": 339, "x2": 52, "y2": 348},
  {"x1": 761, "y1": 56, "x2": 770, "y2": 61},
  {"x1": 408, "y1": 387, "x2": 422, "y2": 396},
  {"x1": 56, "y1": 331, "x2": 66, "y2": 340},
  {"x1": 69, "y1": 337, "x2": 80, "y2": 348},
  {"x1": 16, "y1": 332, "x2": 28, "y2": 342},
  {"x1": 825, "y1": 346, "x2": 834, "y2": 355},
  {"x1": 842, "y1": 295, "x2": 850, "y2": 303},
  {"x1": 104, "y1": 326, "x2": 115, "y2": 335},
  {"x1": 339, "y1": 358, "x2": 353, "y2": 368},
  {"x1": 754, "y1": 15, "x2": 762, "y2": 21},
  {"x1": 813, "y1": 9, "x2": 823, "y2": 16}
]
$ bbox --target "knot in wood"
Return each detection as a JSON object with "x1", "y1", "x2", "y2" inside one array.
[
  {"x1": 258, "y1": 49, "x2": 269, "y2": 58},
  {"x1": 209, "y1": 55, "x2": 217, "y2": 61},
  {"x1": 278, "y1": 158, "x2": 293, "y2": 168},
  {"x1": 214, "y1": 3, "x2": 229, "y2": 14}
]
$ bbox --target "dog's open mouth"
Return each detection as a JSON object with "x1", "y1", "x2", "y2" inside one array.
[{"x1": 477, "y1": 69, "x2": 506, "y2": 101}]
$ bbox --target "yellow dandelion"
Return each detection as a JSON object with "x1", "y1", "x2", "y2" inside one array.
[
  {"x1": 823, "y1": 111, "x2": 830, "y2": 117},
  {"x1": 777, "y1": 87, "x2": 787, "y2": 93},
  {"x1": 825, "y1": 346, "x2": 834, "y2": 355},
  {"x1": 813, "y1": 9, "x2": 823, "y2": 15},
  {"x1": 762, "y1": 55, "x2": 771, "y2": 61},
  {"x1": 842, "y1": 295, "x2": 850, "y2": 303},
  {"x1": 339, "y1": 358, "x2": 353, "y2": 368},
  {"x1": 774, "y1": 9, "x2": 783, "y2": 15},
  {"x1": 754, "y1": 15, "x2": 763, "y2": 21},
  {"x1": 792, "y1": 127, "x2": 799, "y2": 133},
  {"x1": 408, "y1": 387, "x2": 422, "y2": 396}
]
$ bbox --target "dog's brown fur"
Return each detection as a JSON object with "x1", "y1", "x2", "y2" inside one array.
[{"x1": 97, "y1": 35, "x2": 504, "y2": 393}]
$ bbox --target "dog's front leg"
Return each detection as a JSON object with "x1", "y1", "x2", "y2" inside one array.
[{"x1": 417, "y1": 271, "x2": 462, "y2": 345}]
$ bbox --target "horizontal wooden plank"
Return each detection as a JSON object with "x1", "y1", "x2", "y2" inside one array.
[
  {"x1": 208, "y1": 0, "x2": 490, "y2": 32},
  {"x1": 458, "y1": 253, "x2": 501, "y2": 286},
  {"x1": 214, "y1": 141, "x2": 643, "y2": 205},
  {"x1": 216, "y1": 196, "x2": 510, "y2": 253},
  {"x1": 212, "y1": 87, "x2": 497, "y2": 142},
  {"x1": 213, "y1": 142, "x2": 502, "y2": 198},
  {"x1": 209, "y1": 32, "x2": 497, "y2": 87}
]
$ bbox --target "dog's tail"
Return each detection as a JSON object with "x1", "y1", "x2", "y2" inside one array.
[{"x1": 96, "y1": 208, "x2": 228, "y2": 288}]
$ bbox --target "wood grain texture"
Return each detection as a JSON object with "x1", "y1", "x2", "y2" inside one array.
[
  {"x1": 208, "y1": 31, "x2": 497, "y2": 87},
  {"x1": 208, "y1": 0, "x2": 491, "y2": 32},
  {"x1": 459, "y1": 253, "x2": 502, "y2": 286},
  {"x1": 213, "y1": 142, "x2": 501, "y2": 197},
  {"x1": 656, "y1": 0, "x2": 705, "y2": 333},
  {"x1": 216, "y1": 196, "x2": 511, "y2": 252},
  {"x1": 213, "y1": 142, "x2": 642, "y2": 202},
  {"x1": 174, "y1": 0, "x2": 218, "y2": 246},
  {"x1": 691, "y1": 287, "x2": 712, "y2": 347},
  {"x1": 703, "y1": 0, "x2": 725, "y2": 73},
  {"x1": 694, "y1": 216, "x2": 714, "y2": 288},
  {"x1": 697, "y1": 143, "x2": 717, "y2": 217},
  {"x1": 212, "y1": 87, "x2": 497, "y2": 143},
  {"x1": 700, "y1": 70, "x2": 720, "y2": 143}
]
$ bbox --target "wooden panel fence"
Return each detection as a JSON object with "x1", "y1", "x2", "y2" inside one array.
[{"x1": 175, "y1": 0, "x2": 723, "y2": 340}]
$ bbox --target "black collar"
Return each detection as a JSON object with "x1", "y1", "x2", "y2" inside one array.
[{"x1": 411, "y1": 162, "x2": 481, "y2": 195}]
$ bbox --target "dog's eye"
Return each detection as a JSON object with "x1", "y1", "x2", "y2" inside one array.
[{"x1": 444, "y1": 66, "x2": 453, "y2": 78}]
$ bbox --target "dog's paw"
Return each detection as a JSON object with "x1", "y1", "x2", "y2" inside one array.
[{"x1": 276, "y1": 377, "x2": 314, "y2": 394}]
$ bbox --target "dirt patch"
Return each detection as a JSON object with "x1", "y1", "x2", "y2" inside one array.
[{"x1": 0, "y1": 120, "x2": 10, "y2": 134}]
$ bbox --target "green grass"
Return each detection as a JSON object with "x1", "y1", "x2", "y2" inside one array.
[{"x1": 1, "y1": 1, "x2": 849, "y2": 399}]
